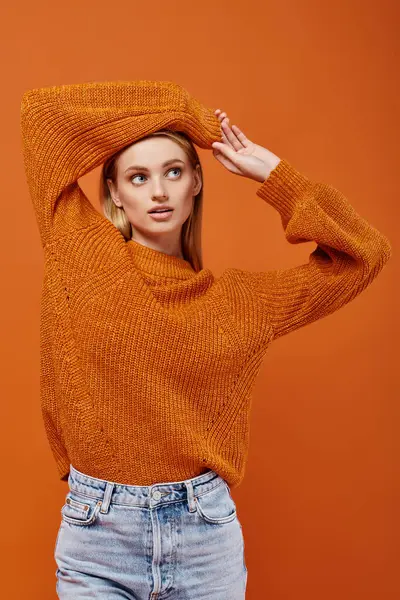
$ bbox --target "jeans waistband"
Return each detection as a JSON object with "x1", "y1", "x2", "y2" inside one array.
[{"x1": 67, "y1": 464, "x2": 227, "y2": 515}]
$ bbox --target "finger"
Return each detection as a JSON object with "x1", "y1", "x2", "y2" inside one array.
[
  {"x1": 231, "y1": 124, "x2": 251, "y2": 148},
  {"x1": 221, "y1": 127, "x2": 235, "y2": 150},
  {"x1": 212, "y1": 141, "x2": 240, "y2": 163},
  {"x1": 222, "y1": 118, "x2": 243, "y2": 151},
  {"x1": 215, "y1": 109, "x2": 225, "y2": 126}
]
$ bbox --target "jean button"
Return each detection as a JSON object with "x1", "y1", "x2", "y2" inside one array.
[{"x1": 152, "y1": 490, "x2": 162, "y2": 500}]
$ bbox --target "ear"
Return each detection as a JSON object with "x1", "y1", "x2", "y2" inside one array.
[
  {"x1": 106, "y1": 178, "x2": 123, "y2": 208},
  {"x1": 193, "y1": 165, "x2": 202, "y2": 196}
]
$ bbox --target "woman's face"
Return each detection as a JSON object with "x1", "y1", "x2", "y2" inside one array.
[{"x1": 107, "y1": 136, "x2": 202, "y2": 239}]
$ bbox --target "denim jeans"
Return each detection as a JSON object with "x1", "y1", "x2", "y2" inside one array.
[{"x1": 55, "y1": 464, "x2": 248, "y2": 598}]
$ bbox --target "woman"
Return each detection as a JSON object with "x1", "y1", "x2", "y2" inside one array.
[{"x1": 20, "y1": 80, "x2": 391, "y2": 599}]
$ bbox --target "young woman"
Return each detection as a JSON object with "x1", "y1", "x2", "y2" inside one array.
[{"x1": 20, "y1": 80, "x2": 391, "y2": 599}]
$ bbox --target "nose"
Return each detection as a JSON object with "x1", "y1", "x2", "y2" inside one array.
[{"x1": 151, "y1": 179, "x2": 168, "y2": 200}]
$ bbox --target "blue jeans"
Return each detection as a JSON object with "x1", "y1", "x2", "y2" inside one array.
[{"x1": 55, "y1": 464, "x2": 248, "y2": 598}]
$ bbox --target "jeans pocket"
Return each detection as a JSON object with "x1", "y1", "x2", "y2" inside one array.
[
  {"x1": 61, "y1": 491, "x2": 102, "y2": 527},
  {"x1": 194, "y1": 480, "x2": 237, "y2": 525},
  {"x1": 54, "y1": 520, "x2": 64, "y2": 557}
]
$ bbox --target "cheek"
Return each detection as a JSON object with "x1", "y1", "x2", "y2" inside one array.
[
  {"x1": 179, "y1": 197, "x2": 194, "y2": 220},
  {"x1": 180, "y1": 187, "x2": 195, "y2": 211},
  {"x1": 119, "y1": 186, "x2": 144, "y2": 211}
]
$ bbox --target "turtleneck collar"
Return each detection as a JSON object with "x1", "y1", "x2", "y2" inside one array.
[{"x1": 126, "y1": 237, "x2": 197, "y2": 280}]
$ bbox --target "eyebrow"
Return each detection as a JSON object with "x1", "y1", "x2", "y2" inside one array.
[{"x1": 124, "y1": 159, "x2": 185, "y2": 173}]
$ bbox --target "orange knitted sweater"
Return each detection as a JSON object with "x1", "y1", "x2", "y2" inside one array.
[{"x1": 20, "y1": 81, "x2": 392, "y2": 489}]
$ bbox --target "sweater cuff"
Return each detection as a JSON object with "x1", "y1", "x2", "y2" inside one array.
[{"x1": 256, "y1": 159, "x2": 315, "y2": 224}]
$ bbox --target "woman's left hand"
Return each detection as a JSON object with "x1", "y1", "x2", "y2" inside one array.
[{"x1": 212, "y1": 109, "x2": 281, "y2": 183}]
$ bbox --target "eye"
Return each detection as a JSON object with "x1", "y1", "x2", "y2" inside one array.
[
  {"x1": 131, "y1": 174, "x2": 146, "y2": 184},
  {"x1": 168, "y1": 167, "x2": 182, "y2": 178},
  {"x1": 131, "y1": 167, "x2": 182, "y2": 185}
]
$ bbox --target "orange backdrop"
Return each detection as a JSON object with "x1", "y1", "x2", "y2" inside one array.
[{"x1": 2, "y1": 1, "x2": 398, "y2": 598}]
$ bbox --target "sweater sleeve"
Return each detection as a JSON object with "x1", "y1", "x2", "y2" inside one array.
[
  {"x1": 233, "y1": 159, "x2": 392, "y2": 342},
  {"x1": 40, "y1": 264, "x2": 71, "y2": 480},
  {"x1": 19, "y1": 81, "x2": 219, "y2": 248}
]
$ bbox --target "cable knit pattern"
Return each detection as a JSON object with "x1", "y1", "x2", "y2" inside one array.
[{"x1": 20, "y1": 80, "x2": 392, "y2": 488}]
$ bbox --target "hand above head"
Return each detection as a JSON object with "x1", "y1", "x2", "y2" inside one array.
[{"x1": 212, "y1": 109, "x2": 281, "y2": 183}]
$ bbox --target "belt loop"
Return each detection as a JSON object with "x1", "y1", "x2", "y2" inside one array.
[
  {"x1": 100, "y1": 481, "x2": 114, "y2": 514},
  {"x1": 184, "y1": 479, "x2": 197, "y2": 513}
]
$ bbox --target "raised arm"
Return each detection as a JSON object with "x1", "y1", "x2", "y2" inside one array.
[
  {"x1": 232, "y1": 159, "x2": 392, "y2": 341},
  {"x1": 20, "y1": 80, "x2": 221, "y2": 248}
]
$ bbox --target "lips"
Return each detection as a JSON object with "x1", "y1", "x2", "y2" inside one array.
[{"x1": 148, "y1": 206, "x2": 173, "y2": 213}]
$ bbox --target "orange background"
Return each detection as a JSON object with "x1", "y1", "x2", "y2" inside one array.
[{"x1": 2, "y1": 1, "x2": 398, "y2": 598}]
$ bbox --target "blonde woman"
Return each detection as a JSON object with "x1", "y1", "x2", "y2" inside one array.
[{"x1": 20, "y1": 80, "x2": 391, "y2": 599}]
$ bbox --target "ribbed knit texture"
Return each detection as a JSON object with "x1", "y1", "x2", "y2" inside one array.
[{"x1": 20, "y1": 80, "x2": 392, "y2": 488}]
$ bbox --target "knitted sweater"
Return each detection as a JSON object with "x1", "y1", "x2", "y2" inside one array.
[{"x1": 20, "y1": 81, "x2": 392, "y2": 488}]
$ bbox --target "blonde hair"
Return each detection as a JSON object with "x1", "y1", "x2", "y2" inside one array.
[{"x1": 100, "y1": 130, "x2": 205, "y2": 272}]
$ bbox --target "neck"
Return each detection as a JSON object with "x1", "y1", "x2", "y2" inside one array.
[{"x1": 130, "y1": 234, "x2": 184, "y2": 260}]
